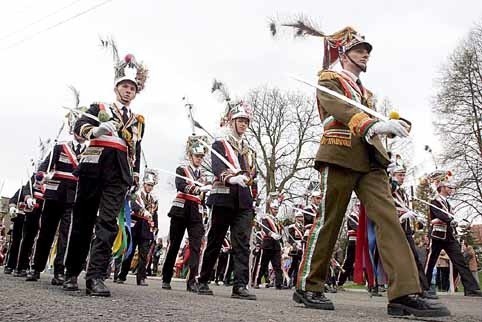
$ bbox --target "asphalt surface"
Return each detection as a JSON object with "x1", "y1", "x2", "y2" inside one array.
[{"x1": 1, "y1": 272, "x2": 481, "y2": 322}]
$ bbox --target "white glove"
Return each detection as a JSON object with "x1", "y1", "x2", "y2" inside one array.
[
  {"x1": 399, "y1": 211, "x2": 417, "y2": 222},
  {"x1": 199, "y1": 184, "x2": 212, "y2": 193},
  {"x1": 9, "y1": 206, "x2": 17, "y2": 216},
  {"x1": 271, "y1": 233, "x2": 282, "y2": 240},
  {"x1": 92, "y1": 121, "x2": 118, "y2": 137},
  {"x1": 370, "y1": 120, "x2": 410, "y2": 138},
  {"x1": 228, "y1": 174, "x2": 248, "y2": 188},
  {"x1": 143, "y1": 210, "x2": 153, "y2": 220},
  {"x1": 26, "y1": 197, "x2": 36, "y2": 208}
]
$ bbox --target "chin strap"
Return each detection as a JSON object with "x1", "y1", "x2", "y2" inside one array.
[{"x1": 346, "y1": 53, "x2": 367, "y2": 72}]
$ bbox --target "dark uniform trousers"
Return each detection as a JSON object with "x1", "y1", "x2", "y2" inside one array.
[
  {"x1": 118, "y1": 229, "x2": 151, "y2": 282},
  {"x1": 288, "y1": 253, "x2": 301, "y2": 286},
  {"x1": 198, "y1": 206, "x2": 253, "y2": 288},
  {"x1": 161, "y1": 216, "x2": 204, "y2": 285},
  {"x1": 5, "y1": 214, "x2": 25, "y2": 269},
  {"x1": 31, "y1": 200, "x2": 72, "y2": 274},
  {"x1": 65, "y1": 164, "x2": 128, "y2": 279},
  {"x1": 256, "y1": 247, "x2": 283, "y2": 287},
  {"x1": 337, "y1": 239, "x2": 356, "y2": 286},
  {"x1": 250, "y1": 248, "x2": 262, "y2": 286},
  {"x1": 215, "y1": 252, "x2": 229, "y2": 282},
  {"x1": 425, "y1": 238, "x2": 480, "y2": 292},
  {"x1": 16, "y1": 207, "x2": 42, "y2": 271},
  {"x1": 298, "y1": 165, "x2": 420, "y2": 301},
  {"x1": 406, "y1": 233, "x2": 430, "y2": 291}
]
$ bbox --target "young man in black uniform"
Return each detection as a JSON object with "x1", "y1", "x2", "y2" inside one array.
[
  {"x1": 3, "y1": 187, "x2": 28, "y2": 274},
  {"x1": 255, "y1": 199, "x2": 284, "y2": 289},
  {"x1": 63, "y1": 53, "x2": 148, "y2": 296},
  {"x1": 14, "y1": 176, "x2": 44, "y2": 277},
  {"x1": 287, "y1": 211, "x2": 305, "y2": 288},
  {"x1": 117, "y1": 170, "x2": 158, "y2": 286},
  {"x1": 390, "y1": 166, "x2": 435, "y2": 299},
  {"x1": 26, "y1": 134, "x2": 86, "y2": 284},
  {"x1": 161, "y1": 137, "x2": 210, "y2": 292},
  {"x1": 196, "y1": 101, "x2": 258, "y2": 300},
  {"x1": 424, "y1": 171, "x2": 482, "y2": 297},
  {"x1": 303, "y1": 191, "x2": 322, "y2": 226}
]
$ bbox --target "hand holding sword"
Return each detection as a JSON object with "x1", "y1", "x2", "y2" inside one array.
[
  {"x1": 196, "y1": 139, "x2": 253, "y2": 186},
  {"x1": 290, "y1": 75, "x2": 411, "y2": 138}
]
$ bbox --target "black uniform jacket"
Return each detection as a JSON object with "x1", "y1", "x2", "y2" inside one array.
[
  {"x1": 37, "y1": 141, "x2": 83, "y2": 204},
  {"x1": 206, "y1": 139, "x2": 257, "y2": 210},
  {"x1": 131, "y1": 189, "x2": 158, "y2": 240},
  {"x1": 74, "y1": 103, "x2": 144, "y2": 186}
]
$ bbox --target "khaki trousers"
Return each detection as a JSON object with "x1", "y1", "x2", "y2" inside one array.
[{"x1": 297, "y1": 165, "x2": 421, "y2": 300}]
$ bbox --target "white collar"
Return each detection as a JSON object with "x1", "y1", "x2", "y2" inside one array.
[
  {"x1": 114, "y1": 101, "x2": 130, "y2": 111},
  {"x1": 72, "y1": 138, "x2": 85, "y2": 149},
  {"x1": 341, "y1": 69, "x2": 360, "y2": 83},
  {"x1": 189, "y1": 164, "x2": 200, "y2": 173}
]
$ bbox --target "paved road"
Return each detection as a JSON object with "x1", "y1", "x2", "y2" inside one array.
[{"x1": 1, "y1": 273, "x2": 481, "y2": 322}]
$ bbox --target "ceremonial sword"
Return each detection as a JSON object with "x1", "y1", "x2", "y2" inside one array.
[{"x1": 290, "y1": 75, "x2": 389, "y2": 122}]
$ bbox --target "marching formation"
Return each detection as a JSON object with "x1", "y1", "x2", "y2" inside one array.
[{"x1": 2, "y1": 17, "x2": 482, "y2": 320}]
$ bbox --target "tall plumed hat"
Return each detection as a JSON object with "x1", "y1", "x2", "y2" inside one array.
[
  {"x1": 426, "y1": 170, "x2": 455, "y2": 190},
  {"x1": 211, "y1": 79, "x2": 254, "y2": 127},
  {"x1": 100, "y1": 37, "x2": 149, "y2": 93},
  {"x1": 269, "y1": 15, "x2": 372, "y2": 70},
  {"x1": 186, "y1": 135, "x2": 209, "y2": 156},
  {"x1": 64, "y1": 85, "x2": 88, "y2": 135},
  {"x1": 143, "y1": 168, "x2": 159, "y2": 186},
  {"x1": 267, "y1": 192, "x2": 284, "y2": 209}
]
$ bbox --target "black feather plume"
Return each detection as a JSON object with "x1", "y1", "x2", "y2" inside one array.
[
  {"x1": 269, "y1": 18, "x2": 277, "y2": 36},
  {"x1": 99, "y1": 36, "x2": 120, "y2": 63},
  {"x1": 269, "y1": 15, "x2": 325, "y2": 38},
  {"x1": 68, "y1": 85, "x2": 80, "y2": 108},
  {"x1": 211, "y1": 79, "x2": 231, "y2": 103}
]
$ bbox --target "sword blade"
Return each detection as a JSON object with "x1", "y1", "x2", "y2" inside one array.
[{"x1": 290, "y1": 75, "x2": 389, "y2": 122}]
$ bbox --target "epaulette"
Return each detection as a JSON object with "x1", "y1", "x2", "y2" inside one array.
[{"x1": 317, "y1": 70, "x2": 341, "y2": 82}]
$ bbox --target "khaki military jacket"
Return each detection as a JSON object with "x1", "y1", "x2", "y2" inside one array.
[{"x1": 314, "y1": 70, "x2": 390, "y2": 172}]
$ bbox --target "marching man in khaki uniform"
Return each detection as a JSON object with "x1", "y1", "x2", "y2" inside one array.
[{"x1": 271, "y1": 19, "x2": 450, "y2": 317}]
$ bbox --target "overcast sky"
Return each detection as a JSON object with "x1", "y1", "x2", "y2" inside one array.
[{"x1": 1, "y1": 0, "x2": 481, "y2": 234}]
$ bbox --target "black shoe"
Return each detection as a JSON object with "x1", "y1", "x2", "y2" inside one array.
[
  {"x1": 13, "y1": 269, "x2": 27, "y2": 277},
  {"x1": 86, "y1": 278, "x2": 111, "y2": 297},
  {"x1": 369, "y1": 286, "x2": 382, "y2": 297},
  {"x1": 464, "y1": 289, "x2": 482, "y2": 297},
  {"x1": 63, "y1": 276, "x2": 79, "y2": 291},
  {"x1": 197, "y1": 282, "x2": 214, "y2": 295},
  {"x1": 387, "y1": 294, "x2": 451, "y2": 317},
  {"x1": 421, "y1": 290, "x2": 439, "y2": 299},
  {"x1": 161, "y1": 282, "x2": 172, "y2": 290},
  {"x1": 292, "y1": 289, "x2": 334, "y2": 310},
  {"x1": 137, "y1": 279, "x2": 148, "y2": 287},
  {"x1": 231, "y1": 286, "x2": 256, "y2": 300},
  {"x1": 51, "y1": 273, "x2": 65, "y2": 286},
  {"x1": 4, "y1": 267, "x2": 13, "y2": 274},
  {"x1": 187, "y1": 283, "x2": 199, "y2": 293},
  {"x1": 114, "y1": 279, "x2": 124, "y2": 284},
  {"x1": 25, "y1": 270, "x2": 40, "y2": 281}
]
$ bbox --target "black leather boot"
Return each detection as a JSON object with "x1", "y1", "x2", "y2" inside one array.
[
  {"x1": 25, "y1": 270, "x2": 40, "y2": 281},
  {"x1": 231, "y1": 286, "x2": 256, "y2": 300},
  {"x1": 63, "y1": 276, "x2": 79, "y2": 291},
  {"x1": 292, "y1": 289, "x2": 334, "y2": 310},
  {"x1": 51, "y1": 273, "x2": 65, "y2": 286},
  {"x1": 86, "y1": 278, "x2": 111, "y2": 297},
  {"x1": 387, "y1": 294, "x2": 450, "y2": 317}
]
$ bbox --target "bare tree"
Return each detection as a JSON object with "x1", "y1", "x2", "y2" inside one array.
[
  {"x1": 433, "y1": 23, "x2": 482, "y2": 220},
  {"x1": 245, "y1": 86, "x2": 321, "y2": 202}
]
